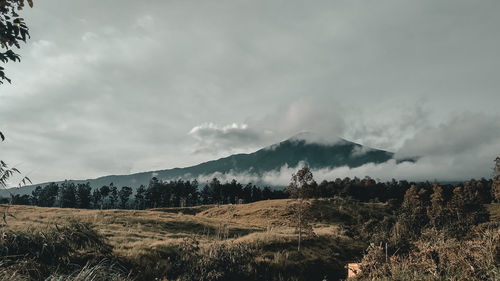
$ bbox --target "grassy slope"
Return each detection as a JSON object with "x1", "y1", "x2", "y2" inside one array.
[
  {"x1": 1, "y1": 199, "x2": 375, "y2": 280},
  {"x1": 1, "y1": 201, "x2": 497, "y2": 280},
  {"x1": 486, "y1": 203, "x2": 500, "y2": 222}
]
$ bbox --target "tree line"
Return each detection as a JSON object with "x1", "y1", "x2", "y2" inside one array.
[
  {"x1": 4, "y1": 173, "x2": 498, "y2": 210},
  {"x1": 4, "y1": 177, "x2": 287, "y2": 209}
]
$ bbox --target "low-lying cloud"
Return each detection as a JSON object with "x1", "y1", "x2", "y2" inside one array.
[
  {"x1": 184, "y1": 112, "x2": 500, "y2": 185},
  {"x1": 188, "y1": 95, "x2": 346, "y2": 155}
]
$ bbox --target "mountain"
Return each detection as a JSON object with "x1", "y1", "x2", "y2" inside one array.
[{"x1": 1, "y1": 137, "x2": 395, "y2": 197}]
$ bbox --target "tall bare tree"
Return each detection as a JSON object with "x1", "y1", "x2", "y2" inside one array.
[
  {"x1": 286, "y1": 167, "x2": 316, "y2": 251},
  {"x1": 493, "y1": 157, "x2": 500, "y2": 202}
]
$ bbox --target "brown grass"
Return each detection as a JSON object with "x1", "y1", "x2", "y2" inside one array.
[
  {"x1": 0, "y1": 199, "x2": 353, "y2": 259},
  {"x1": 486, "y1": 203, "x2": 500, "y2": 222},
  {"x1": 0, "y1": 199, "x2": 370, "y2": 280}
]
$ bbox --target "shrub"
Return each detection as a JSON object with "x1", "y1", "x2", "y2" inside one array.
[
  {"x1": 357, "y1": 227, "x2": 500, "y2": 281},
  {"x1": 0, "y1": 220, "x2": 113, "y2": 280}
]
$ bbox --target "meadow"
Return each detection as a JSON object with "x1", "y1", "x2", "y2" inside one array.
[
  {"x1": 0, "y1": 198, "x2": 375, "y2": 280},
  {"x1": 0, "y1": 198, "x2": 498, "y2": 280}
]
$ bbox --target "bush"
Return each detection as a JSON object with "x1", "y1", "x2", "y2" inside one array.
[
  {"x1": 0, "y1": 220, "x2": 114, "y2": 280},
  {"x1": 357, "y1": 227, "x2": 500, "y2": 281},
  {"x1": 176, "y1": 238, "x2": 257, "y2": 281}
]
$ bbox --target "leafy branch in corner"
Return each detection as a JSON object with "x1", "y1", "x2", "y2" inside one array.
[{"x1": 1, "y1": 0, "x2": 33, "y2": 84}]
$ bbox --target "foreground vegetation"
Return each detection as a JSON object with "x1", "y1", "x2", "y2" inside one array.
[
  {"x1": 0, "y1": 199, "x2": 368, "y2": 280},
  {"x1": 0, "y1": 197, "x2": 498, "y2": 280}
]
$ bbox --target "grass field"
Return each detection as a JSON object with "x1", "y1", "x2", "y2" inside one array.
[
  {"x1": 1, "y1": 200, "x2": 497, "y2": 280},
  {"x1": 486, "y1": 203, "x2": 500, "y2": 222},
  {"x1": 0, "y1": 199, "x2": 373, "y2": 280}
]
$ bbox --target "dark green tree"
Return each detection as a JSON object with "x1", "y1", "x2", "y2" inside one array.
[
  {"x1": 11, "y1": 193, "x2": 30, "y2": 204},
  {"x1": 31, "y1": 185, "x2": 42, "y2": 205},
  {"x1": 91, "y1": 188, "x2": 101, "y2": 209},
  {"x1": 134, "y1": 185, "x2": 146, "y2": 209},
  {"x1": 109, "y1": 183, "x2": 118, "y2": 209},
  {"x1": 118, "y1": 186, "x2": 133, "y2": 209},
  {"x1": 59, "y1": 181, "x2": 76, "y2": 208},
  {"x1": 186, "y1": 180, "x2": 199, "y2": 206},
  {"x1": 250, "y1": 185, "x2": 262, "y2": 202},
  {"x1": 38, "y1": 182, "x2": 58, "y2": 207},
  {"x1": 242, "y1": 183, "x2": 252, "y2": 203},
  {"x1": 99, "y1": 184, "x2": 110, "y2": 208},
  {"x1": 200, "y1": 184, "x2": 212, "y2": 205},
  {"x1": 76, "y1": 182, "x2": 92, "y2": 209},
  {"x1": 209, "y1": 178, "x2": 222, "y2": 204},
  {"x1": 145, "y1": 177, "x2": 162, "y2": 208}
]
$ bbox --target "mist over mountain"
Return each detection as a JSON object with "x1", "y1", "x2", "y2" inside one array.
[{"x1": 1, "y1": 136, "x2": 395, "y2": 197}]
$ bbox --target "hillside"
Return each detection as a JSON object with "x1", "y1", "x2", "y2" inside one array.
[
  {"x1": 1, "y1": 199, "x2": 498, "y2": 280},
  {"x1": 2, "y1": 137, "x2": 394, "y2": 197},
  {"x1": 0, "y1": 198, "x2": 376, "y2": 280}
]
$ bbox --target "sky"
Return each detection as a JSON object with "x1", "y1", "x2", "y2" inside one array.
[{"x1": 1, "y1": 0, "x2": 500, "y2": 185}]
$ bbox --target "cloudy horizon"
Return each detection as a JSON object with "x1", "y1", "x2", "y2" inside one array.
[{"x1": 1, "y1": 0, "x2": 500, "y2": 186}]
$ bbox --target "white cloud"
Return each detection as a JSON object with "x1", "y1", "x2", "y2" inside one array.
[
  {"x1": 350, "y1": 145, "x2": 375, "y2": 157},
  {"x1": 135, "y1": 15, "x2": 155, "y2": 30},
  {"x1": 81, "y1": 32, "x2": 98, "y2": 42}
]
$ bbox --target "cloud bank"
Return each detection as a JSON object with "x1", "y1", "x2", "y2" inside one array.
[
  {"x1": 185, "y1": 112, "x2": 500, "y2": 185},
  {"x1": 1, "y1": 0, "x2": 499, "y2": 185}
]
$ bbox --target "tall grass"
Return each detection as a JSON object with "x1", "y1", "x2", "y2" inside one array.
[
  {"x1": 357, "y1": 227, "x2": 500, "y2": 281},
  {"x1": 0, "y1": 220, "x2": 130, "y2": 280}
]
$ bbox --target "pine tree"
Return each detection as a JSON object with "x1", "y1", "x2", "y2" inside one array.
[
  {"x1": 91, "y1": 188, "x2": 101, "y2": 209},
  {"x1": 109, "y1": 183, "x2": 118, "y2": 209},
  {"x1": 59, "y1": 181, "x2": 76, "y2": 208},
  {"x1": 76, "y1": 182, "x2": 92, "y2": 209},
  {"x1": 118, "y1": 186, "x2": 133, "y2": 209},
  {"x1": 135, "y1": 185, "x2": 146, "y2": 209}
]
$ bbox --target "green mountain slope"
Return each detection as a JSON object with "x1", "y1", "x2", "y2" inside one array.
[{"x1": 2, "y1": 137, "x2": 394, "y2": 196}]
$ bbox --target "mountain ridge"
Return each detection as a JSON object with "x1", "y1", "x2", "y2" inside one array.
[{"x1": 1, "y1": 136, "x2": 395, "y2": 197}]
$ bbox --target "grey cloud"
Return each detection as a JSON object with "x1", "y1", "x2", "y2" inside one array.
[
  {"x1": 344, "y1": 101, "x2": 431, "y2": 152},
  {"x1": 1, "y1": 0, "x2": 499, "y2": 185},
  {"x1": 350, "y1": 146, "x2": 375, "y2": 157},
  {"x1": 188, "y1": 123, "x2": 266, "y2": 155},
  {"x1": 188, "y1": 113, "x2": 500, "y2": 184},
  {"x1": 257, "y1": 95, "x2": 346, "y2": 144},
  {"x1": 188, "y1": 95, "x2": 346, "y2": 156},
  {"x1": 396, "y1": 113, "x2": 500, "y2": 159}
]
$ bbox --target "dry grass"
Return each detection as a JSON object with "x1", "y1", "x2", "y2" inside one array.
[
  {"x1": 0, "y1": 204, "x2": 263, "y2": 257},
  {"x1": 195, "y1": 199, "x2": 296, "y2": 227},
  {"x1": 486, "y1": 203, "x2": 500, "y2": 222},
  {"x1": 0, "y1": 199, "x2": 370, "y2": 280},
  {"x1": 0, "y1": 199, "x2": 354, "y2": 260}
]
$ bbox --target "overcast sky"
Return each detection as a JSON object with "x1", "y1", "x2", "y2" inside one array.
[{"x1": 1, "y1": 0, "x2": 500, "y2": 185}]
